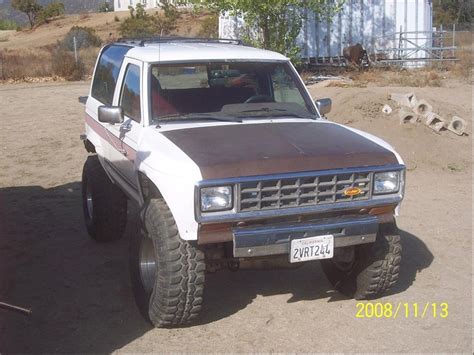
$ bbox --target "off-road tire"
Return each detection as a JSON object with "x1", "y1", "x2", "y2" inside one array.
[
  {"x1": 81, "y1": 155, "x2": 127, "y2": 242},
  {"x1": 130, "y1": 198, "x2": 205, "y2": 327},
  {"x1": 321, "y1": 223, "x2": 401, "y2": 300}
]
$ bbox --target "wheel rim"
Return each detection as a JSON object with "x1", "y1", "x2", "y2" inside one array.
[
  {"x1": 139, "y1": 234, "x2": 157, "y2": 293},
  {"x1": 86, "y1": 181, "x2": 94, "y2": 221}
]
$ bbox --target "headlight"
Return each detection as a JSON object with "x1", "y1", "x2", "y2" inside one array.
[
  {"x1": 373, "y1": 171, "x2": 400, "y2": 195},
  {"x1": 200, "y1": 186, "x2": 233, "y2": 212}
]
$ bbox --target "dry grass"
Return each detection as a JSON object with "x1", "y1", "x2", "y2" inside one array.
[
  {"x1": 0, "y1": 46, "x2": 99, "y2": 81},
  {"x1": 0, "y1": 48, "x2": 53, "y2": 79},
  {"x1": 448, "y1": 31, "x2": 473, "y2": 81},
  {"x1": 349, "y1": 68, "x2": 444, "y2": 87}
]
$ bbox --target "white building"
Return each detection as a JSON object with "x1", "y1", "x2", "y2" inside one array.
[
  {"x1": 219, "y1": 0, "x2": 434, "y2": 63},
  {"x1": 114, "y1": 0, "x2": 188, "y2": 11}
]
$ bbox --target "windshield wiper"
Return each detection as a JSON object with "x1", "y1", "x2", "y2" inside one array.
[
  {"x1": 240, "y1": 107, "x2": 286, "y2": 113},
  {"x1": 235, "y1": 107, "x2": 315, "y2": 119},
  {"x1": 157, "y1": 113, "x2": 242, "y2": 123}
]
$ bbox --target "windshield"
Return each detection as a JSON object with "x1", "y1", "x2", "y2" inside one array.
[{"x1": 149, "y1": 61, "x2": 317, "y2": 123}]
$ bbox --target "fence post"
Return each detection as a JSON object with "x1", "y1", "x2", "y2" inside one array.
[
  {"x1": 452, "y1": 24, "x2": 455, "y2": 58},
  {"x1": 73, "y1": 36, "x2": 78, "y2": 64},
  {"x1": 398, "y1": 25, "x2": 403, "y2": 60},
  {"x1": 440, "y1": 24, "x2": 443, "y2": 61},
  {"x1": 0, "y1": 52, "x2": 3, "y2": 81}
]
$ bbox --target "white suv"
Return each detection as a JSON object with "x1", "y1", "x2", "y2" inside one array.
[{"x1": 81, "y1": 38, "x2": 405, "y2": 327}]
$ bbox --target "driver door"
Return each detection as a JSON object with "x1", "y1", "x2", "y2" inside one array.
[{"x1": 106, "y1": 58, "x2": 143, "y2": 190}]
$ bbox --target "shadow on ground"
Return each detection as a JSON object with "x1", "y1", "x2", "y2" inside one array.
[{"x1": 0, "y1": 182, "x2": 433, "y2": 352}]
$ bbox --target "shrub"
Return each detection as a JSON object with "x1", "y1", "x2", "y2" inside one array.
[
  {"x1": 119, "y1": 4, "x2": 157, "y2": 38},
  {"x1": 156, "y1": 0, "x2": 180, "y2": 35},
  {"x1": 37, "y1": 1, "x2": 65, "y2": 25},
  {"x1": 119, "y1": 1, "x2": 180, "y2": 38},
  {"x1": 0, "y1": 19, "x2": 19, "y2": 31},
  {"x1": 197, "y1": 13, "x2": 218, "y2": 38},
  {"x1": 98, "y1": 1, "x2": 114, "y2": 13},
  {"x1": 60, "y1": 26, "x2": 102, "y2": 51},
  {"x1": 51, "y1": 48, "x2": 85, "y2": 81}
]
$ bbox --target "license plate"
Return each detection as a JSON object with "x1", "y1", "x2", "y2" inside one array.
[{"x1": 290, "y1": 235, "x2": 334, "y2": 263}]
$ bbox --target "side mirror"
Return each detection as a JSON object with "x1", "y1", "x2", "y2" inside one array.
[
  {"x1": 98, "y1": 106, "x2": 124, "y2": 124},
  {"x1": 316, "y1": 98, "x2": 332, "y2": 116},
  {"x1": 78, "y1": 96, "x2": 88, "y2": 105}
]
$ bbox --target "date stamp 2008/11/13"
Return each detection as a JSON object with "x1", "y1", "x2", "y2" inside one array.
[{"x1": 356, "y1": 302, "x2": 449, "y2": 319}]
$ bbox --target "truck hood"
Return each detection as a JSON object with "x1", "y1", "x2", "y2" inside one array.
[{"x1": 161, "y1": 121, "x2": 399, "y2": 180}]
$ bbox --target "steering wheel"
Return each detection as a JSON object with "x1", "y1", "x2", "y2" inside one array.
[{"x1": 244, "y1": 94, "x2": 273, "y2": 104}]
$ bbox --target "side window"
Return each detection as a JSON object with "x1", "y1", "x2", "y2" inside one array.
[
  {"x1": 120, "y1": 64, "x2": 142, "y2": 123},
  {"x1": 91, "y1": 45, "x2": 130, "y2": 105}
]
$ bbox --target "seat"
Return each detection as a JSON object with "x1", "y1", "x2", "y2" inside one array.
[{"x1": 151, "y1": 75, "x2": 178, "y2": 118}]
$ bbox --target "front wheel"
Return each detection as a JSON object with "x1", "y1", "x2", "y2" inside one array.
[
  {"x1": 130, "y1": 198, "x2": 205, "y2": 327},
  {"x1": 321, "y1": 223, "x2": 402, "y2": 299}
]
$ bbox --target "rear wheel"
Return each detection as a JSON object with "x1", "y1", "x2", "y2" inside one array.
[
  {"x1": 130, "y1": 198, "x2": 205, "y2": 327},
  {"x1": 321, "y1": 223, "x2": 402, "y2": 299},
  {"x1": 81, "y1": 155, "x2": 127, "y2": 242}
]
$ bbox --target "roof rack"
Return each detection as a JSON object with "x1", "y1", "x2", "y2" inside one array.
[{"x1": 117, "y1": 37, "x2": 244, "y2": 47}]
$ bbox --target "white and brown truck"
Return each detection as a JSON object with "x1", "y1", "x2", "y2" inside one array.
[{"x1": 81, "y1": 38, "x2": 405, "y2": 327}]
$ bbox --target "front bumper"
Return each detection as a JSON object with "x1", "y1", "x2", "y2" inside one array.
[{"x1": 232, "y1": 215, "x2": 379, "y2": 258}]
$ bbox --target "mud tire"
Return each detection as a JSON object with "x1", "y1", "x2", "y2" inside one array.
[
  {"x1": 130, "y1": 198, "x2": 205, "y2": 327},
  {"x1": 321, "y1": 223, "x2": 402, "y2": 299}
]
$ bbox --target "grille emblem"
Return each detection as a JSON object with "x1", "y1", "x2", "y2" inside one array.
[{"x1": 344, "y1": 187, "x2": 362, "y2": 197}]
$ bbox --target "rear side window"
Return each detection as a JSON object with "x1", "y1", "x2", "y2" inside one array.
[
  {"x1": 91, "y1": 45, "x2": 130, "y2": 105},
  {"x1": 120, "y1": 64, "x2": 141, "y2": 123}
]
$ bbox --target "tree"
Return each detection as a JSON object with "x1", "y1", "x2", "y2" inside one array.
[
  {"x1": 37, "y1": 1, "x2": 65, "y2": 25},
  {"x1": 156, "y1": 0, "x2": 181, "y2": 35},
  {"x1": 198, "y1": 13, "x2": 219, "y2": 38},
  {"x1": 119, "y1": 1, "x2": 181, "y2": 38},
  {"x1": 189, "y1": 0, "x2": 344, "y2": 62},
  {"x1": 11, "y1": 0, "x2": 42, "y2": 28},
  {"x1": 433, "y1": 0, "x2": 473, "y2": 26},
  {"x1": 119, "y1": 3, "x2": 157, "y2": 38}
]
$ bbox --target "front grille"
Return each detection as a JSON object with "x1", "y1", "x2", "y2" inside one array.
[{"x1": 238, "y1": 171, "x2": 372, "y2": 212}]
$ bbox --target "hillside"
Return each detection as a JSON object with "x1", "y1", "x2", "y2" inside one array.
[
  {"x1": 0, "y1": 10, "x2": 207, "y2": 50},
  {"x1": 0, "y1": 0, "x2": 107, "y2": 24}
]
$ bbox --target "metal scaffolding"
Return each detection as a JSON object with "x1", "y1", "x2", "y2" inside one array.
[
  {"x1": 304, "y1": 25, "x2": 459, "y2": 68},
  {"x1": 373, "y1": 24, "x2": 458, "y2": 67}
]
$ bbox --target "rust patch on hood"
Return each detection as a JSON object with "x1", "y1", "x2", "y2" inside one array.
[{"x1": 162, "y1": 121, "x2": 398, "y2": 179}]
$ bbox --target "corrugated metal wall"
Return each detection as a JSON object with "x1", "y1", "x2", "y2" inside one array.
[{"x1": 219, "y1": 0, "x2": 433, "y2": 59}]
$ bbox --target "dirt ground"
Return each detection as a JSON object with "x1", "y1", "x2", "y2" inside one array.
[{"x1": 0, "y1": 80, "x2": 472, "y2": 352}]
